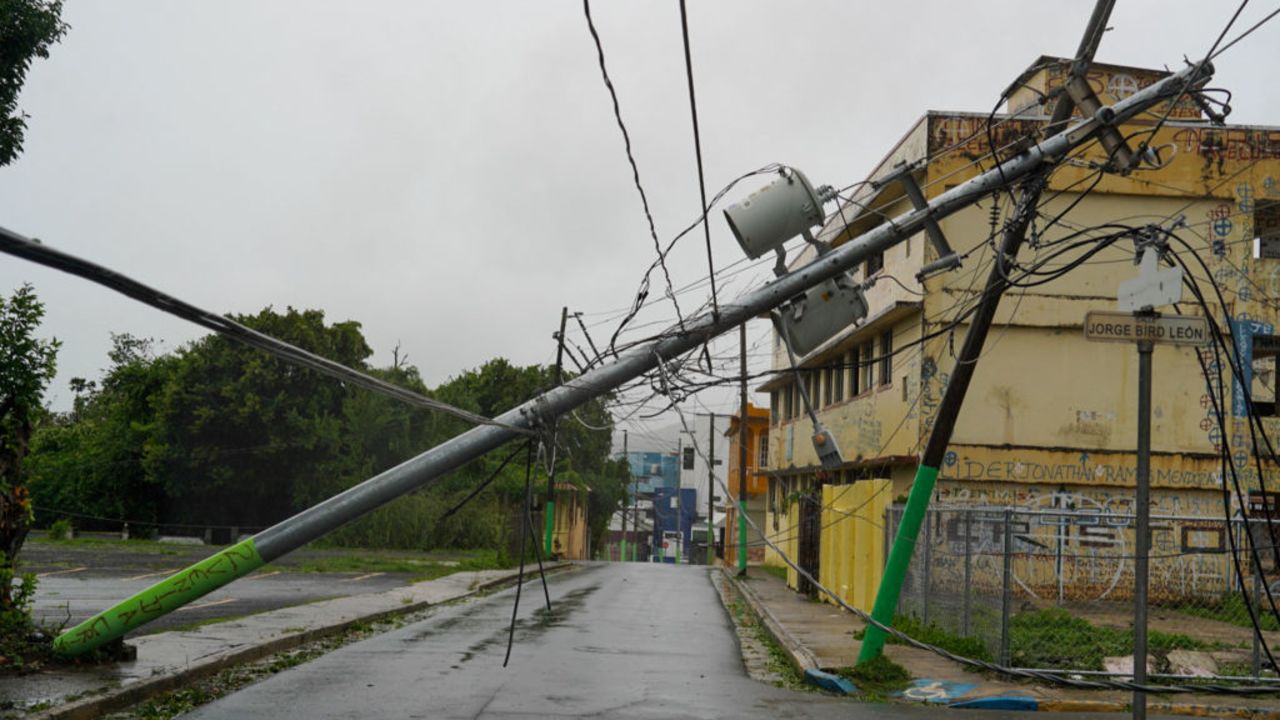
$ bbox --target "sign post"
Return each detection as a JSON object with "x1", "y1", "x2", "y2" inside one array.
[{"x1": 1084, "y1": 247, "x2": 1207, "y2": 720}]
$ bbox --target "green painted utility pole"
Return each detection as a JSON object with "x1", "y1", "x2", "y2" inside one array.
[
  {"x1": 737, "y1": 323, "x2": 748, "y2": 576},
  {"x1": 858, "y1": 0, "x2": 1117, "y2": 664},
  {"x1": 544, "y1": 306, "x2": 568, "y2": 558}
]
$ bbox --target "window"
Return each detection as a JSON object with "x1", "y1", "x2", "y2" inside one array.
[
  {"x1": 758, "y1": 434, "x2": 769, "y2": 467},
  {"x1": 1252, "y1": 334, "x2": 1279, "y2": 416},
  {"x1": 784, "y1": 383, "x2": 795, "y2": 420},
  {"x1": 879, "y1": 331, "x2": 893, "y2": 387},
  {"x1": 806, "y1": 371, "x2": 818, "y2": 408},
  {"x1": 862, "y1": 342, "x2": 875, "y2": 391},
  {"x1": 850, "y1": 347, "x2": 861, "y2": 396},
  {"x1": 822, "y1": 367, "x2": 833, "y2": 406},
  {"x1": 770, "y1": 390, "x2": 779, "y2": 425},
  {"x1": 865, "y1": 250, "x2": 884, "y2": 277},
  {"x1": 1255, "y1": 200, "x2": 1280, "y2": 259}
]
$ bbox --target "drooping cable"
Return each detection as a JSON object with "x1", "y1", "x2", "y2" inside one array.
[
  {"x1": 0, "y1": 226, "x2": 533, "y2": 436},
  {"x1": 582, "y1": 0, "x2": 687, "y2": 349}
]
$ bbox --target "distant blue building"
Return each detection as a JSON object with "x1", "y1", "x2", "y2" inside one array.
[
  {"x1": 651, "y1": 487, "x2": 697, "y2": 563},
  {"x1": 623, "y1": 451, "x2": 678, "y2": 496}
]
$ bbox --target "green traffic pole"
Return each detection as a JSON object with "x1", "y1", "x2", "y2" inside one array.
[
  {"x1": 858, "y1": 176, "x2": 1048, "y2": 664},
  {"x1": 857, "y1": 465, "x2": 937, "y2": 661}
]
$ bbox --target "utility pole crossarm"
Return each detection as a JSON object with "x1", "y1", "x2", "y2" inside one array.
[{"x1": 53, "y1": 61, "x2": 1213, "y2": 657}]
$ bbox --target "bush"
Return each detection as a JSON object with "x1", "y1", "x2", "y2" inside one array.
[
  {"x1": 48, "y1": 518, "x2": 73, "y2": 541},
  {"x1": 1, "y1": 563, "x2": 49, "y2": 673}
]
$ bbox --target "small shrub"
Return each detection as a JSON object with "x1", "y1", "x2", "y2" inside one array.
[{"x1": 48, "y1": 518, "x2": 73, "y2": 541}]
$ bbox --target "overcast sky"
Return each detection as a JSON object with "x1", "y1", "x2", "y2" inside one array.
[{"x1": 2, "y1": 1, "x2": 1277, "y2": 452}]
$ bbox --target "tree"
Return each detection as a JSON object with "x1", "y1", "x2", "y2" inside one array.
[
  {"x1": 0, "y1": 284, "x2": 58, "y2": 608},
  {"x1": 1, "y1": 0, "x2": 68, "y2": 167},
  {"x1": 26, "y1": 334, "x2": 173, "y2": 528},
  {"x1": 144, "y1": 307, "x2": 372, "y2": 527}
]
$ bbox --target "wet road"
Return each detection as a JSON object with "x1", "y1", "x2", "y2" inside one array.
[{"x1": 185, "y1": 563, "x2": 1125, "y2": 720}]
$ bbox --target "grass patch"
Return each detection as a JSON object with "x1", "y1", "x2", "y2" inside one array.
[
  {"x1": 1008, "y1": 608, "x2": 1220, "y2": 671},
  {"x1": 1171, "y1": 594, "x2": 1280, "y2": 633},
  {"x1": 834, "y1": 655, "x2": 911, "y2": 699},
  {"x1": 760, "y1": 565, "x2": 788, "y2": 582},
  {"x1": 854, "y1": 614, "x2": 992, "y2": 663},
  {"x1": 280, "y1": 548, "x2": 503, "y2": 580}
]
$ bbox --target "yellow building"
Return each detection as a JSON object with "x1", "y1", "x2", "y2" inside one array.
[{"x1": 760, "y1": 57, "x2": 1280, "y2": 595}]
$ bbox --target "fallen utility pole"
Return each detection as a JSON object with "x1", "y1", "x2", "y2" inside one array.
[
  {"x1": 858, "y1": 0, "x2": 1117, "y2": 665},
  {"x1": 52, "y1": 61, "x2": 1210, "y2": 657}
]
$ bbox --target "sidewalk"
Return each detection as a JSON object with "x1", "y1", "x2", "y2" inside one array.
[
  {"x1": 3, "y1": 563, "x2": 566, "y2": 720},
  {"x1": 727, "y1": 567, "x2": 1280, "y2": 717}
]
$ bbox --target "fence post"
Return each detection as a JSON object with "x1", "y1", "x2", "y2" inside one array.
[
  {"x1": 1252, "y1": 561, "x2": 1263, "y2": 679},
  {"x1": 922, "y1": 509, "x2": 933, "y2": 626},
  {"x1": 1000, "y1": 508, "x2": 1013, "y2": 667},
  {"x1": 963, "y1": 508, "x2": 972, "y2": 637}
]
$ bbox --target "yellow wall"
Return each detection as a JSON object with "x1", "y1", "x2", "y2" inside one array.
[{"x1": 817, "y1": 481, "x2": 891, "y2": 612}]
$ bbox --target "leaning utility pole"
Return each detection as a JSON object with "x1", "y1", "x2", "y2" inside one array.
[
  {"x1": 858, "y1": 0, "x2": 1119, "y2": 665},
  {"x1": 53, "y1": 59, "x2": 1208, "y2": 657},
  {"x1": 707, "y1": 412, "x2": 716, "y2": 566},
  {"x1": 737, "y1": 323, "x2": 749, "y2": 576},
  {"x1": 545, "y1": 306, "x2": 569, "y2": 558},
  {"x1": 621, "y1": 429, "x2": 629, "y2": 563}
]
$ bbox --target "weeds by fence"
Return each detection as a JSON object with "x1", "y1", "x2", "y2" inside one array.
[{"x1": 889, "y1": 505, "x2": 1278, "y2": 682}]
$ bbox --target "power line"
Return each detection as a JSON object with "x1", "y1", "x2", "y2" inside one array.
[{"x1": 0, "y1": 226, "x2": 533, "y2": 436}]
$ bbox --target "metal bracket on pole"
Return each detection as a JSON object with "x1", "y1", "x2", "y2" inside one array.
[
  {"x1": 873, "y1": 161, "x2": 962, "y2": 282},
  {"x1": 1062, "y1": 62, "x2": 1138, "y2": 173}
]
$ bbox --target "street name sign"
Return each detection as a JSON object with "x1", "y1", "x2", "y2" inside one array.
[{"x1": 1083, "y1": 311, "x2": 1210, "y2": 346}]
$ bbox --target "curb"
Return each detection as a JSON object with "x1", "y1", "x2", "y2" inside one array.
[
  {"x1": 30, "y1": 562, "x2": 572, "y2": 720},
  {"x1": 722, "y1": 570, "x2": 820, "y2": 674}
]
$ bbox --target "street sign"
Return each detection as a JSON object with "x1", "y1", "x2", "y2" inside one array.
[{"x1": 1083, "y1": 311, "x2": 1210, "y2": 346}]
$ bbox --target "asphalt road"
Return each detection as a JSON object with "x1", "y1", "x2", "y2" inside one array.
[
  {"x1": 184, "y1": 563, "x2": 1133, "y2": 720},
  {"x1": 24, "y1": 538, "x2": 413, "y2": 634}
]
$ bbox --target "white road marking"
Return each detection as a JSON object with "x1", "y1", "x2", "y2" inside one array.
[
  {"x1": 179, "y1": 597, "x2": 237, "y2": 611},
  {"x1": 38, "y1": 566, "x2": 87, "y2": 578},
  {"x1": 243, "y1": 570, "x2": 282, "y2": 581},
  {"x1": 126, "y1": 568, "x2": 180, "y2": 581},
  {"x1": 341, "y1": 572, "x2": 385, "y2": 583}
]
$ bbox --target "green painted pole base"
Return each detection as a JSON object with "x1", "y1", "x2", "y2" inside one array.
[
  {"x1": 858, "y1": 464, "x2": 939, "y2": 664},
  {"x1": 544, "y1": 499, "x2": 555, "y2": 558},
  {"x1": 53, "y1": 537, "x2": 265, "y2": 658},
  {"x1": 620, "y1": 538, "x2": 627, "y2": 563}
]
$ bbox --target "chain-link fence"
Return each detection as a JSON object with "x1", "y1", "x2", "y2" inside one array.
[{"x1": 889, "y1": 505, "x2": 1280, "y2": 682}]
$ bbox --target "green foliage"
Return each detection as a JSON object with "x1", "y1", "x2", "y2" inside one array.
[
  {"x1": 0, "y1": 284, "x2": 58, "y2": 619},
  {"x1": 1008, "y1": 608, "x2": 1214, "y2": 670},
  {"x1": 27, "y1": 334, "x2": 171, "y2": 528},
  {"x1": 24, "y1": 308, "x2": 628, "y2": 562},
  {"x1": 1172, "y1": 593, "x2": 1280, "y2": 633},
  {"x1": 47, "y1": 517, "x2": 70, "y2": 540},
  {"x1": 0, "y1": 0, "x2": 68, "y2": 166},
  {"x1": 0, "y1": 563, "x2": 46, "y2": 671},
  {"x1": 854, "y1": 613, "x2": 992, "y2": 662},
  {"x1": 836, "y1": 655, "x2": 911, "y2": 697}
]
